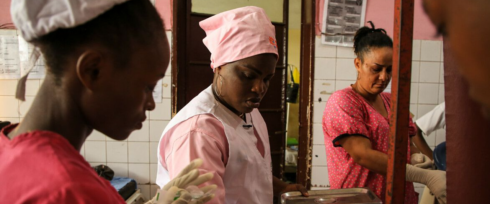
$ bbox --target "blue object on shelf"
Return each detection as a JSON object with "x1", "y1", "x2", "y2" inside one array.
[{"x1": 433, "y1": 142, "x2": 446, "y2": 171}]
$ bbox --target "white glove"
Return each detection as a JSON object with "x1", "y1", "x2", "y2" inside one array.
[
  {"x1": 406, "y1": 164, "x2": 446, "y2": 204},
  {"x1": 146, "y1": 159, "x2": 217, "y2": 204},
  {"x1": 410, "y1": 153, "x2": 434, "y2": 169},
  {"x1": 156, "y1": 186, "x2": 216, "y2": 204}
]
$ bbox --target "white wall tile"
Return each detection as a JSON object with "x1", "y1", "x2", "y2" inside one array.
[
  {"x1": 439, "y1": 62, "x2": 444, "y2": 83},
  {"x1": 129, "y1": 142, "x2": 150, "y2": 163},
  {"x1": 438, "y1": 84, "x2": 445, "y2": 103},
  {"x1": 150, "y1": 164, "x2": 158, "y2": 184},
  {"x1": 314, "y1": 58, "x2": 336, "y2": 80},
  {"x1": 107, "y1": 163, "x2": 129, "y2": 177},
  {"x1": 336, "y1": 58, "x2": 357, "y2": 80},
  {"x1": 313, "y1": 123, "x2": 325, "y2": 145},
  {"x1": 418, "y1": 105, "x2": 437, "y2": 119},
  {"x1": 139, "y1": 184, "x2": 151, "y2": 200},
  {"x1": 150, "y1": 142, "x2": 158, "y2": 164},
  {"x1": 412, "y1": 40, "x2": 421, "y2": 61},
  {"x1": 87, "y1": 130, "x2": 107, "y2": 141},
  {"x1": 85, "y1": 141, "x2": 107, "y2": 163},
  {"x1": 335, "y1": 80, "x2": 354, "y2": 91},
  {"x1": 149, "y1": 99, "x2": 171, "y2": 120},
  {"x1": 162, "y1": 76, "x2": 171, "y2": 98},
  {"x1": 312, "y1": 144, "x2": 327, "y2": 166},
  {"x1": 418, "y1": 83, "x2": 439, "y2": 104},
  {"x1": 165, "y1": 61, "x2": 172, "y2": 77},
  {"x1": 419, "y1": 62, "x2": 440, "y2": 83},
  {"x1": 0, "y1": 117, "x2": 19, "y2": 123},
  {"x1": 313, "y1": 102, "x2": 327, "y2": 124},
  {"x1": 18, "y1": 96, "x2": 34, "y2": 118},
  {"x1": 129, "y1": 163, "x2": 150, "y2": 184},
  {"x1": 410, "y1": 104, "x2": 418, "y2": 119},
  {"x1": 440, "y1": 42, "x2": 444, "y2": 62},
  {"x1": 311, "y1": 166, "x2": 329, "y2": 187},
  {"x1": 435, "y1": 129, "x2": 446, "y2": 145},
  {"x1": 90, "y1": 162, "x2": 106, "y2": 167},
  {"x1": 336, "y1": 46, "x2": 356, "y2": 58},
  {"x1": 420, "y1": 40, "x2": 442, "y2": 61},
  {"x1": 25, "y1": 80, "x2": 40, "y2": 96},
  {"x1": 411, "y1": 61, "x2": 420, "y2": 82},
  {"x1": 410, "y1": 83, "x2": 418, "y2": 104},
  {"x1": 107, "y1": 141, "x2": 128, "y2": 163},
  {"x1": 151, "y1": 185, "x2": 159, "y2": 199},
  {"x1": 315, "y1": 37, "x2": 336, "y2": 58},
  {"x1": 314, "y1": 80, "x2": 335, "y2": 102},
  {"x1": 128, "y1": 120, "x2": 150, "y2": 141},
  {"x1": 80, "y1": 143, "x2": 85, "y2": 158},
  {"x1": 0, "y1": 80, "x2": 17, "y2": 95},
  {"x1": 150, "y1": 120, "x2": 168, "y2": 142}
]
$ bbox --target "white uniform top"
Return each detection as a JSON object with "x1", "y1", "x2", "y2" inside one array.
[{"x1": 416, "y1": 102, "x2": 446, "y2": 136}]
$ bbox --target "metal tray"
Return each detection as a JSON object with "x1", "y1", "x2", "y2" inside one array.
[{"x1": 281, "y1": 188, "x2": 382, "y2": 204}]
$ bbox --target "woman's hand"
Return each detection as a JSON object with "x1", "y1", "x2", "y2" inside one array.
[
  {"x1": 146, "y1": 159, "x2": 217, "y2": 204},
  {"x1": 281, "y1": 184, "x2": 309, "y2": 197},
  {"x1": 410, "y1": 153, "x2": 434, "y2": 169}
]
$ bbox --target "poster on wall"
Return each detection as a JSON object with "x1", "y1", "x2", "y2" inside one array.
[
  {"x1": 18, "y1": 36, "x2": 46, "y2": 79},
  {"x1": 0, "y1": 30, "x2": 20, "y2": 79},
  {"x1": 321, "y1": 0, "x2": 367, "y2": 47}
]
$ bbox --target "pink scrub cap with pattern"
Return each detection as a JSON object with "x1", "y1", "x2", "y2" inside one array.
[{"x1": 199, "y1": 6, "x2": 279, "y2": 70}]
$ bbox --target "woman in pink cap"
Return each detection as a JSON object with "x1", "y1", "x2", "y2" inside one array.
[{"x1": 157, "y1": 6, "x2": 308, "y2": 204}]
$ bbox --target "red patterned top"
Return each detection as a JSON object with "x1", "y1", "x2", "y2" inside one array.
[{"x1": 322, "y1": 87, "x2": 418, "y2": 204}]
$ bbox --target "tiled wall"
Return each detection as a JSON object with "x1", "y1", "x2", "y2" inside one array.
[
  {"x1": 0, "y1": 31, "x2": 173, "y2": 201},
  {"x1": 311, "y1": 37, "x2": 446, "y2": 199}
]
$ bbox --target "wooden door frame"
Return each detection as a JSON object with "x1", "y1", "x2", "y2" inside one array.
[{"x1": 296, "y1": 0, "x2": 315, "y2": 189}]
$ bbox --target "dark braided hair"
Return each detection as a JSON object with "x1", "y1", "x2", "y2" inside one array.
[{"x1": 353, "y1": 21, "x2": 393, "y2": 62}]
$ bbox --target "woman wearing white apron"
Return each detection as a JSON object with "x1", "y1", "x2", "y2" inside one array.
[{"x1": 156, "y1": 6, "x2": 308, "y2": 204}]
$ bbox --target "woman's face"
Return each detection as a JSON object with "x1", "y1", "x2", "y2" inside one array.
[
  {"x1": 354, "y1": 47, "x2": 393, "y2": 95},
  {"x1": 215, "y1": 54, "x2": 277, "y2": 114}
]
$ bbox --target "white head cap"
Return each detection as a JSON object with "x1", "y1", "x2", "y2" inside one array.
[{"x1": 11, "y1": 0, "x2": 129, "y2": 41}]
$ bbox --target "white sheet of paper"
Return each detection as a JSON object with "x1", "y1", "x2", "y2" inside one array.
[
  {"x1": 18, "y1": 36, "x2": 46, "y2": 79},
  {"x1": 0, "y1": 30, "x2": 20, "y2": 79}
]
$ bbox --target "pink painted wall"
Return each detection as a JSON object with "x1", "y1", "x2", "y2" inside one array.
[
  {"x1": 0, "y1": 0, "x2": 12, "y2": 26},
  {"x1": 0, "y1": 0, "x2": 173, "y2": 30},
  {"x1": 316, "y1": 0, "x2": 441, "y2": 40},
  {"x1": 365, "y1": 0, "x2": 440, "y2": 40}
]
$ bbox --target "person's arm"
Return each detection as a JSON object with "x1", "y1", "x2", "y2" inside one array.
[
  {"x1": 337, "y1": 135, "x2": 388, "y2": 175},
  {"x1": 272, "y1": 176, "x2": 308, "y2": 197},
  {"x1": 164, "y1": 130, "x2": 227, "y2": 204},
  {"x1": 411, "y1": 125, "x2": 434, "y2": 160}
]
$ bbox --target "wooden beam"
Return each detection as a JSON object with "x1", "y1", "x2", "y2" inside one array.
[
  {"x1": 297, "y1": 0, "x2": 315, "y2": 189},
  {"x1": 385, "y1": 0, "x2": 414, "y2": 203}
]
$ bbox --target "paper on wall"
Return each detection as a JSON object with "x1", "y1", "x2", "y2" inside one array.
[
  {"x1": 18, "y1": 36, "x2": 46, "y2": 79},
  {"x1": 0, "y1": 30, "x2": 20, "y2": 79}
]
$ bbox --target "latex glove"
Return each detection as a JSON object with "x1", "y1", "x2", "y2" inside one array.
[
  {"x1": 146, "y1": 185, "x2": 217, "y2": 204},
  {"x1": 410, "y1": 153, "x2": 434, "y2": 169},
  {"x1": 163, "y1": 159, "x2": 214, "y2": 190},
  {"x1": 406, "y1": 164, "x2": 446, "y2": 204}
]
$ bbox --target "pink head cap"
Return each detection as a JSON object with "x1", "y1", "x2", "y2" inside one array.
[{"x1": 199, "y1": 6, "x2": 279, "y2": 70}]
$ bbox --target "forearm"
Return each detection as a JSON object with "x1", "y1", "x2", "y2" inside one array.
[
  {"x1": 354, "y1": 149, "x2": 389, "y2": 175},
  {"x1": 272, "y1": 176, "x2": 288, "y2": 196},
  {"x1": 412, "y1": 129, "x2": 434, "y2": 160}
]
